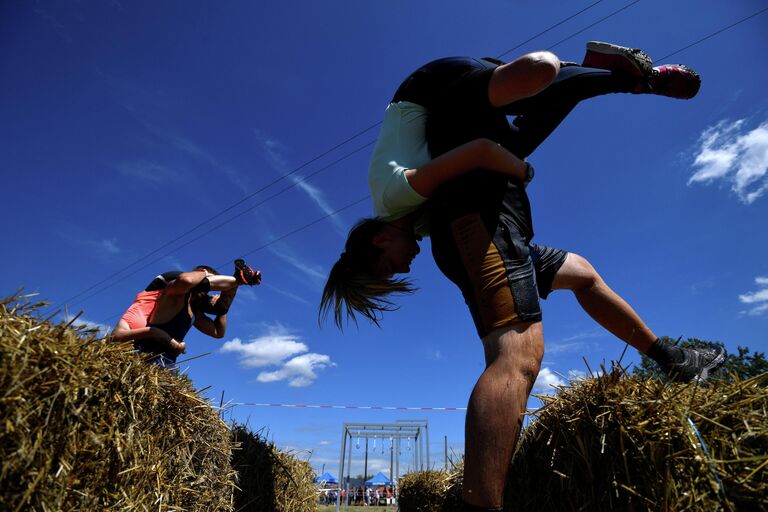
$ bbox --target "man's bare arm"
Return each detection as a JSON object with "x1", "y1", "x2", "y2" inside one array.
[{"x1": 193, "y1": 313, "x2": 227, "y2": 339}]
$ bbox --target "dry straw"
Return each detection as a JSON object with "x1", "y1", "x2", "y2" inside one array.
[
  {"x1": 230, "y1": 424, "x2": 317, "y2": 512},
  {"x1": 399, "y1": 366, "x2": 767, "y2": 512},
  {"x1": 398, "y1": 469, "x2": 463, "y2": 512},
  {"x1": 0, "y1": 295, "x2": 237, "y2": 511}
]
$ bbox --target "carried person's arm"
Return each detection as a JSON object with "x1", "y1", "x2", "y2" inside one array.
[
  {"x1": 163, "y1": 270, "x2": 238, "y2": 296},
  {"x1": 404, "y1": 138, "x2": 530, "y2": 197}
]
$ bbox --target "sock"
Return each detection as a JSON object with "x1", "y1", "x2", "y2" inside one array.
[
  {"x1": 645, "y1": 338, "x2": 685, "y2": 365},
  {"x1": 463, "y1": 502, "x2": 503, "y2": 512}
]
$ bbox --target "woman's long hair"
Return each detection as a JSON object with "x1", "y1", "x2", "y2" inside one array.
[{"x1": 319, "y1": 218, "x2": 415, "y2": 329}]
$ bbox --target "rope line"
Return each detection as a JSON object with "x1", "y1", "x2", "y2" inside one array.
[
  {"x1": 94, "y1": 196, "x2": 370, "y2": 325},
  {"x1": 55, "y1": 4, "x2": 768, "y2": 315},
  {"x1": 51, "y1": 124, "x2": 381, "y2": 311},
  {"x1": 50, "y1": 1, "x2": 618, "y2": 312},
  {"x1": 67, "y1": 141, "x2": 375, "y2": 310},
  {"x1": 657, "y1": 6, "x2": 768, "y2": 61},
  {"x1": 237, "y1": 402, "x2": 467, "y2": 411},
  {"x1": 545, "y1": 0, "x2": 641, "y2": 50},
  {"x1": 496, "y1": 0, "x2": 605, "y2": 58}
]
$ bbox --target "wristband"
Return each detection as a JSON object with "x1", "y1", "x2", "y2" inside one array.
[
  {"x1": 523, "y1": 161, "x2": 535, "y2": 186},
  {"x1": 190, "y1": 277, "x2": 211, "y2": 294}
]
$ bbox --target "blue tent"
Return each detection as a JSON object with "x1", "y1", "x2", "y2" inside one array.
[
  {"x1": 365, "y1": 471, "x2": 392, "y2": 486},
  {"x1": 314, "y1": 471, "x2": 338, "y2": 484}
]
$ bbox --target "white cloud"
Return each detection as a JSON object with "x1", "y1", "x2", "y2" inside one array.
[
  {"x1": 134, "y1": 122, "x2": 251, "y2": 194},
  {"x1": 220, "y1": 324, "x2": 334, "y2": 386},
  {"x1": 739, "y1": 276, "x2": 768, "y2": 316},
  {"x1": 688, "y1": 119, "x2": 768, "y2": 204},
  {"x1": 532, "y1": 367, "x2": 566, "y2": 394},
  {"x1": 546, "y1": 330, "x2": 605, "y2": 354},
  {"x1": 740, "y1": 289, "x2": 768, "y2": 304},
  {"x1": 166, "y1": 131, "x2": 250, "y2": 193},
  {"x1": 220, "y1": 333, "x2": 307, "y2": 368},
  {"x1": 116, "y1": 160, "x2": 183, "y2": 185},
  {"x1": 66, "y1": 315, "x2": 112, "y2": 337},
  {"x1": 531, "y1": 367, "x2": 591, "y2": 395},
  {"x1": 254, "y1": 129, "x2": 347, "y2": 236},
  {"x1": 567, "y1": 369, "x2": 588, "y2": 380},
  {"x1": 77, "y1": 237, "x2": 121, "y2": 257},
  {"x1": 266, "y1": 284, "x2": 311, "y2": 305},
  {"x1": 160, "y1": 256, "x2": 185, "y2": 272},
  {"x1": 257, "y1": 353, "x2": 335, "y2": 387},
  {"x1": 57, "y1": 226, "x2": 121, "y2": 258},
  {"x1": 745, "y1": 303, "x2": 768, "y2": 316},
  {"x1": 267, "y1": 244, "x2": 327, "y2": 289},
  {"x1": 547, "y1": 341, "x2": 586, "y2": 355},
  {"x1": 97, "y1": 238, "x2": 121, "y2": 255}
]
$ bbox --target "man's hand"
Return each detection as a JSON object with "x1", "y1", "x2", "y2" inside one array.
[{"x1": 169, "y1": 339, "x2": 186, "y2": 356}]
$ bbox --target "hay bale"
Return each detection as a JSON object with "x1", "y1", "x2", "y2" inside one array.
[
  {"x1": 398, "y1": 469, "x2": 463, "y2": 512},
  {"x1": 395, "y1": 368, "x2": 767, "y2": 511},
  {"x1": 0, "y1": 296, "x2": 235, "y2": 511},
  {"x1": 230, "y1": 424, "x2": 317, "y2": 512},
  {"x1": 506, "y1": 368, "x2": 768, "y2": 511}
]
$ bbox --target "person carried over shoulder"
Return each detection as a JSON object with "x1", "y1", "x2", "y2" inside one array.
[
  {"x1": 320, "y1": 41, "x2": 701, "y2": 330},
  {"x1": 321, "y1": 41, "x2": 718, "y2": 512},
  {"x1": 320, "y1": 41, "x2": 720, "y2": 387},
  {"x1": 112, "y1": 259, "x2": 261, "y2": 366}
]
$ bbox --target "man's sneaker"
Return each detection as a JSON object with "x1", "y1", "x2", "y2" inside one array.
[
  {"x1": 661, "y1": 344, "x2": 727, "y2": 383},
  {"x1": 234, "y1": 259, "x2": 262, "y2": 286},
  {"x1": 636, "y1": 64, "x2": 701, "y2": 99},
  {"x1": 583, "y1": 41, "x2": 653, "y2": 78}
]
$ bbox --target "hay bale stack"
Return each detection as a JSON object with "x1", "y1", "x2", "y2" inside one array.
[
  {"x1": 398, "y1": 469, "x2": 463, "y2": 512},
  {"x1": 0, "y1": 296, "x2": 235, "y2": 511},
  {"x1": 396, "y1": 368, "x2": 767, "y2": 512},
  {"x1": 231, "y1": 424, "x2": 317, "y2": 512},
  {"x1": 506, "y1": 368, "x2": 768, "y2": 511}
]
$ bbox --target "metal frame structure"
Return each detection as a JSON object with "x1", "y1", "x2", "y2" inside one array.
[{"x1": 335, "y1": 421, "x2": 429, "y2": 511}]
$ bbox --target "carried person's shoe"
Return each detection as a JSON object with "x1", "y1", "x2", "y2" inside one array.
[
  {"x1": 661, "y1": 344, "x2": 726, "y2": 383},
  {"x1": 583, "y1": 41, "x2": 653, "y2": 77},
  {"x1": 636, "y1": 64, "x2": 701, "y2": 99},
  {"x1": 234, "y1": 259, "x2": 262, "y2": 286}
]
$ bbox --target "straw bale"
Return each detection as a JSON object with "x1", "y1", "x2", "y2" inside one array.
[
  {"x1": 507, "y1": 367, "x2": 767, "y2": 511},
  {"x1": 398, "y1": 469, "x2": 462, "y2": 512},
  {"x1": 397, "y1": 367, "x2": 768, "y2": 512},
  {"x1": 0, "y1": 296, "x2": 235, "y2": 511},
  {"x1": 230, "y1": 424, "x2": 317, "y2": 512}
]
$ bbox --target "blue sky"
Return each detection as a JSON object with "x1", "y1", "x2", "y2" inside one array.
[{"x1": 2, "y1": 0, "x2": 767, "y2": 480}]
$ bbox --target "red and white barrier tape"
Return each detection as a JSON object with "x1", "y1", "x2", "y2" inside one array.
[{"x1": 238, "y1": 402, "x2": 466, "y2": 411}]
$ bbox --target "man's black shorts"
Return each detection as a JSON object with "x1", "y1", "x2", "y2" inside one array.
[
  {"x1": 392, "y1": 57, "x2": 569, "y2": 337},
  {"x1": 429, "y1": 184, "x2": 567, "y2": 338}
]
